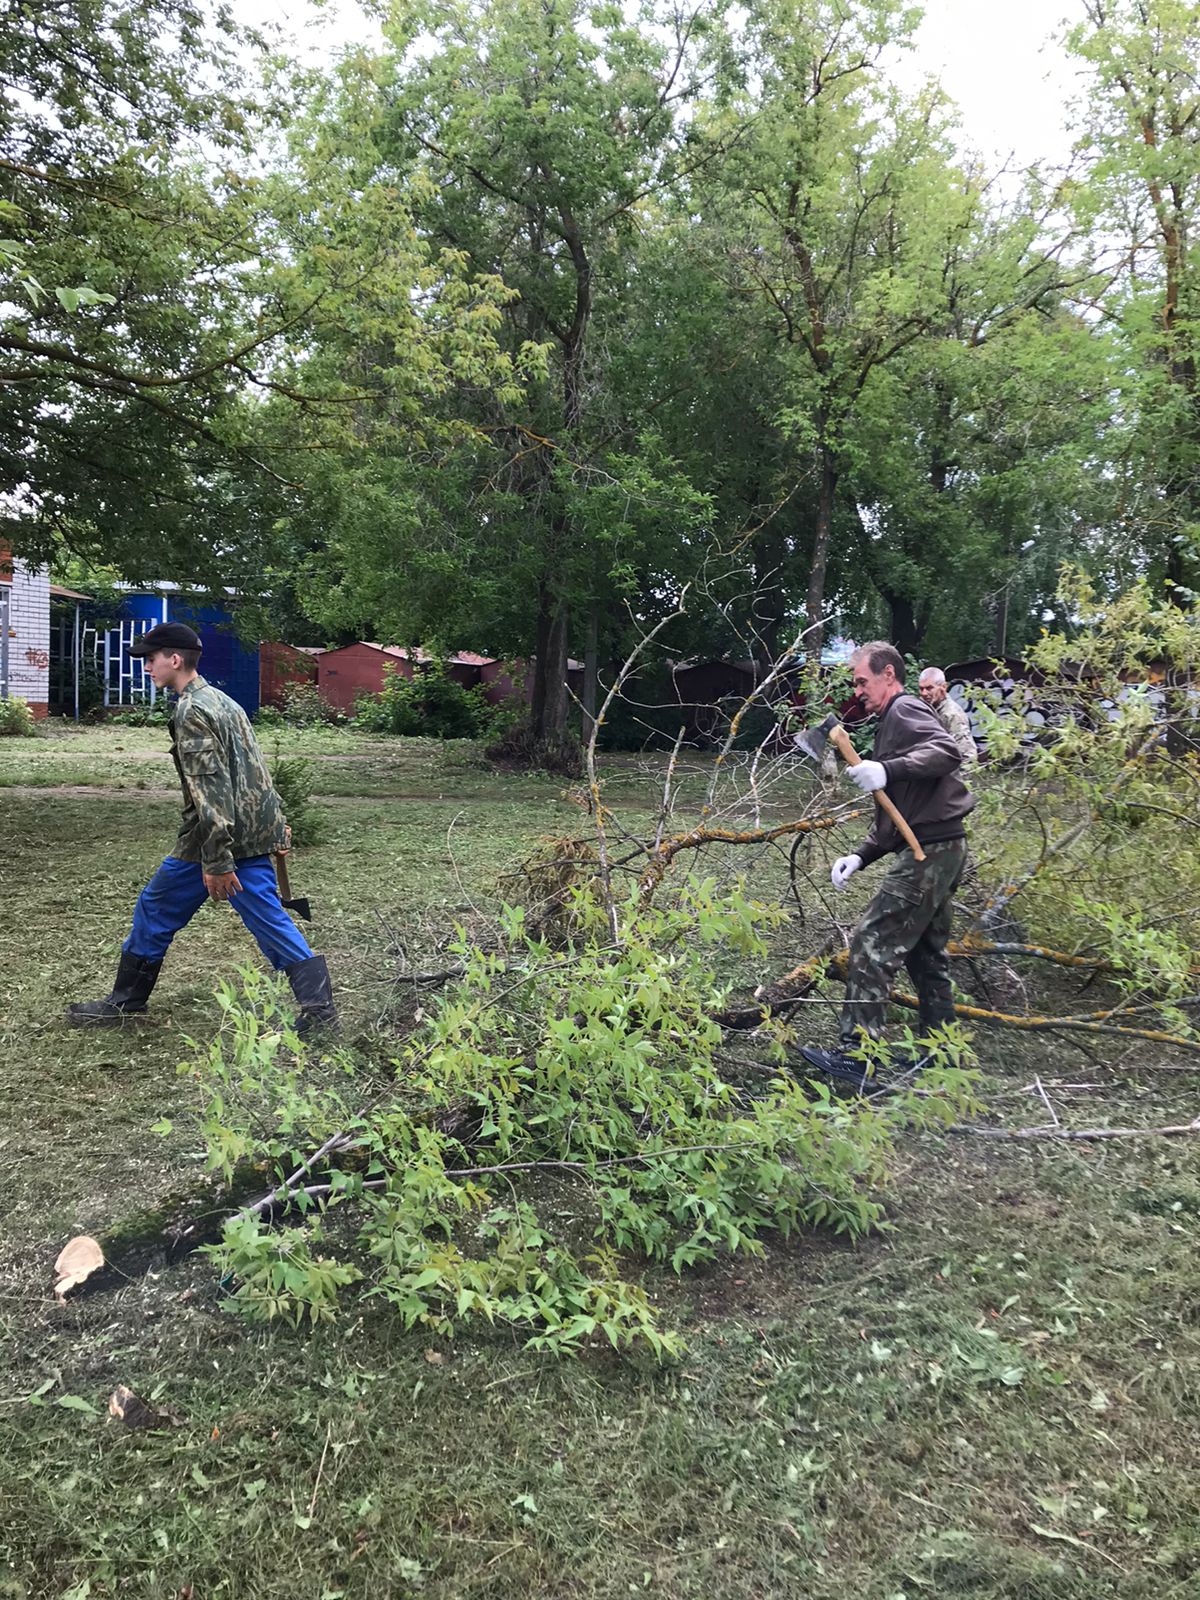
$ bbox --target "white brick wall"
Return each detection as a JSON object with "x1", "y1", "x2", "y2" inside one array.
[{"x1": 6, "y1": 557, "x2": 50, "y2": 708}]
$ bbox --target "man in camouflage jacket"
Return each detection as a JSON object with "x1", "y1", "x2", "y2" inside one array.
[
  {"x1": 67, "y1": 622, "x2": 337, "y2": 1033},
  {"x1": 918, "y1": 667, "x2": 977, "y2": 765},
  {"x1": 801, "y1": 642, "x2": 973, "y2": 1085}
]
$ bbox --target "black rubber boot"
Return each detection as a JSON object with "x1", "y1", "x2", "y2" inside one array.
[
  {"x1": 66, "y1": 952, "x2": 163, "y2": 1028},
  {"x1": 285, "y1": 954, "x2": 339, "y2": 1037}
]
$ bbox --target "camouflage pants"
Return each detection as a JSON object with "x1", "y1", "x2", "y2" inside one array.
[{"x1": 839, "y1": 838, "x2": 968, "y2": 1048}]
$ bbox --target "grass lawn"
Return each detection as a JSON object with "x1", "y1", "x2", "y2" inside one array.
[{"x1": 1, "y1": 725, "x2": 1198, "y2": 1599}]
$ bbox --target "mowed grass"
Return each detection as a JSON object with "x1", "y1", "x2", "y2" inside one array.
[
  {"x1": 1, "y1": 727, "x2": 1199, "y2": 1599},
  {"x1": 0, "y1": 721, "x2": 561, "y2": 799},
  {"x1": 0, "y1": 722, "x2": 709, "y2": 803}
]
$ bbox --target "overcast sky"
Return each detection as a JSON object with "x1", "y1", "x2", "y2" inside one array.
[
  {"x1": 895, "y1": 0, "x2": 1085, "y2": 170},
  {"x1": 242, "y1": 0, "x2": 1088, "y2": 172}
]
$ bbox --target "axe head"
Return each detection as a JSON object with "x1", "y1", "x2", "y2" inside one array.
[
  {"x1": 282, "y1": 896, "x2": 312, "y2": 923},
  {"x1": 793, "y1": 711, "x2": 839, "y2": 763}
]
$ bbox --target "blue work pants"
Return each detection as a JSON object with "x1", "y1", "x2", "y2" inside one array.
[{"x1": 124, "y1": 855, "x2": 313, "y2": 970}]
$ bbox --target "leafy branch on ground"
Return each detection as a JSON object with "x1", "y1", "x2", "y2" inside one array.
[{"x1": 183, "y1": 884, "x2": 980, "y2": 1353}]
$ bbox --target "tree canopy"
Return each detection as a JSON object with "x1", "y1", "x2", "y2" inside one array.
[{"x1": 3, "y1": 0, "x2": 1197, "y2": 733}]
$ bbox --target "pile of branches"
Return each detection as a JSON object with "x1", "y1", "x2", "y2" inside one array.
[{"x1": 180, "y1": 891, "x2": 978, "y2": 1352}]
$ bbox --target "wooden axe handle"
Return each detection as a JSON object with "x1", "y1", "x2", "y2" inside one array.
[
  {"x1": 828, "y1": 724, "x2": 927, "y2": 862},
  {"x1": 274, "y1": 851, "x2": 293, "y2": 901}
]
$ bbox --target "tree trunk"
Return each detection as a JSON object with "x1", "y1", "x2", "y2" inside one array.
[
  {"x1": 582, "y1": 602, "x2": 599, "y2": 736},
  {"x1": 530, "y1": 583, "x2": 553, "y2": 732},
  {"x1": 526, "y1": 201, "x2": 588, "y2": 759},
  {"x1": 805, "y1": 445, "x2": 838, "y2": 661},
  {"x1": 888, "y1": 592, "x2": 923, "y2": 657},
  {"x1": 532, "y1": 587, "x2": 570, "y2": 746},
  {"x1": 991, "y1": 583, "x2": 1011, "y2": 657}
]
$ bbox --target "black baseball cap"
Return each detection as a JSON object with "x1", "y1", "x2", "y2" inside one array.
[{"x1": 129, "y1": 622, "x2": 203, "y2": 657}]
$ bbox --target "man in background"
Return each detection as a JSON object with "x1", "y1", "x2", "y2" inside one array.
[{"x1": 918, "y1": 666, "x2": 977, "y2": 765}]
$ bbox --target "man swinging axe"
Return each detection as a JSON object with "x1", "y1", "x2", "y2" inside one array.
[
  {"x1": 799, "y1": 641, "x2": 974, "y2": 1081},
  {"x1": 66, "y1": 623, "x2": 338, "y2": 1035}
]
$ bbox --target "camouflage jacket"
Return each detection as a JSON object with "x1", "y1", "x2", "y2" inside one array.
[
  {"x1": 935, "y1": 694, "x2": 978, "y2": 765},
  {"x1": 168, "y1": 676, "x2": 288, "y2": 874}
]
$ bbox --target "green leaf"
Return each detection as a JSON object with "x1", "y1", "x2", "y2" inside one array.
[{"x1": 54, "y1": 1395, "x2": 99, "y2": 1415}]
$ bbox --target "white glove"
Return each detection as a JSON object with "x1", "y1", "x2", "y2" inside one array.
[
  {"x1": 846, "y1": 759, "x2": 887, "y2": 793},
  {"x1": 831, "y1": 853, "x2": 862, "y2": 890}
]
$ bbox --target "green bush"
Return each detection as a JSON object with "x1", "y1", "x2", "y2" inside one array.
[
  {"x1": 109, "y1": 697, "x2": 171, "y2": 726},
  {"x1": 272, "y1": 682, "x2": 344, "y2": 728},
  {"x1": 354, "y1": 664, "x2": 491, "y2": 739},
  {"x1": 270, "y1": 750, "x2": 326, "y2": 846},
  {"x1": 0, "y1": 696, "x2": 37, "y2": 736}
]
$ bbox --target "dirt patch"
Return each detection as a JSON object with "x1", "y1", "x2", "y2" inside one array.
[{"x1": 0, "y1": 783, "x2": 177, "y2": 800}]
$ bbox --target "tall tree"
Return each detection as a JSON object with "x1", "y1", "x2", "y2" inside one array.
[
  {"x1": 0, "y1": 0, "x2": 284, "y2": 581},
  {"x1": 708, "y1": 0, "x2": 980, "y2": 657},
  {"x1": 844, "y1": 176, "x2": 1115, "y2": 658},
  {"x1": 1068, "y1": 0, "x2": 1200, "y2": 601},
  {"x1": 354, "y1": 0, "x2": 719, "y2": 756},
  {"x1": 0, "y1": 0, "x2": 518, "y2": 598}
]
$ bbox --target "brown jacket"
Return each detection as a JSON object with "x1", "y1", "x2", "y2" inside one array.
[{"x1": 856, "y1": 692, "x2": 974, "y2": 867}]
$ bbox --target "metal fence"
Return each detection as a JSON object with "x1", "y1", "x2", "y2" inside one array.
[{"x1": 81, "y1": 617, "x2": 158, "y2": 708}]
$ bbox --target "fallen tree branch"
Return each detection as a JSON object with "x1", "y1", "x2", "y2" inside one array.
[
  {"x1": 652, "y1": 725, "x2": 688, "y2": 854},
  {"x1": 888, "y1": 990, "x2": 1200, "y2": 1054},
  {"x1": 738, "y1": 949, "x2": 1200, "y2": 1053},
  {"x1": 640, "y1": 810, "x2": 862, "y2": 898},
  {"x1": 949, "y1": 937, "x2": 1117, "y2": 971},
  {"x1": 586, "y1": 591, "x2": 692, "y2": 941},
  {"x1": 756, "y1": 937, "x2": 1200, "y2": 1003},
  {"x1": 716, "y1": 940, "x2": 842, "y2": 1028},
  {"x1": 441, "y1": 1141, "x2": 763, "y2": 1178},
  {"x1": 241, "y1": 1139, "x2": 776, "y2": 1218},
  {"x1": 975, "y1": 729, "x2": 1161, "y2": 932}
]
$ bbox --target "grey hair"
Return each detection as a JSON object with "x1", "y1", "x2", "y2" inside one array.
[
  {"x1": 919, "y1": 666, "x2": 946, "y2": 685},
  {"x1": 851, "y1": 641, "x2": 906, "y2": 682}
]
